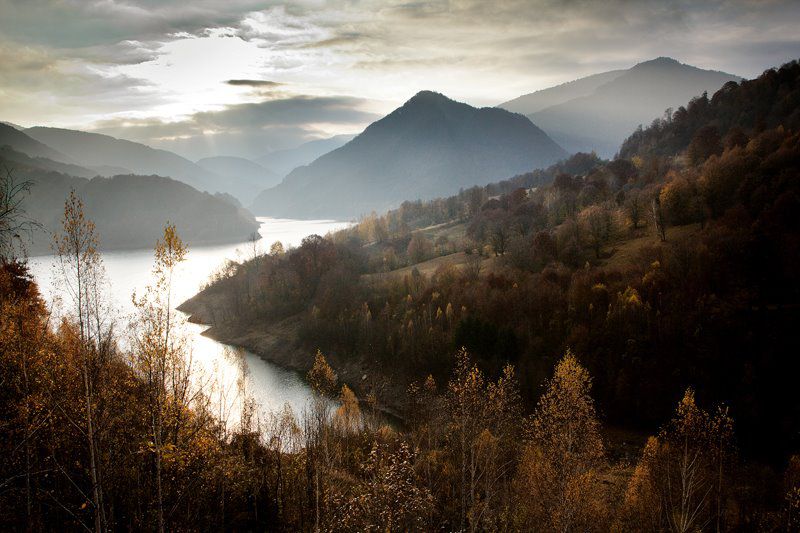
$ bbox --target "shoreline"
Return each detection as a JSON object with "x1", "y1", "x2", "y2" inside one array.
[{"x1": 178, "y1": 291, "x2": 407, "y2": 424}]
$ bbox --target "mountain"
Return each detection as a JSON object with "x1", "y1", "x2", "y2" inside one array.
[
  {"x1": 0, "y1": 145, "x2": 98, "y2": 178},
  {"x1": 196, "y1": 156, "x2": 280, "y2": 203},
  {"x1": 498, "y1": 69, "x2": 625, "y2": 115},
  {"x1": 5, "y1": 151, "x2": 260, "y2": 253},
  {"x1": 620, "y1": 59, "x2": 800, "y2": 159},
  {"x1": 254, "y1": 134, "x2": 355, "y2": 177},
  {"x1": 24, "y1": 127, "x2": 223, "y2": 194},
  {"x1": 88, "y1": 164, "x2": 135, "y2": 177},
  {"x1": 250, "y1": 91, "x2": 566, "y2": 219},
  {"x1": 0, "y1": 123, "x2": 74, "y2": 163},
  {"x1": 499, "y1": 57, "x2": 741, "y2": 157}
]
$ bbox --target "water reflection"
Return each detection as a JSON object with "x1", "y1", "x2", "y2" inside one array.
[{"x1": 27, "y1": 217, "x2": 351, "y2": 429}]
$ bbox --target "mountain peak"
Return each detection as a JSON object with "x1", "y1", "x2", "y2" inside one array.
[
  {"x1": 407, "y1": 90, "x2": 452, "y2": 105},
  {"x1": 251, "y1": 93, "x2": 565, "y2": 218},
  {"x1": 631, "y1": 57, "x2": 683, "y2": 70}
]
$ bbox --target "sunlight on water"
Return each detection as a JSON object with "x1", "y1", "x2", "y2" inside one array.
[{"x1": 27, "y1": 217, "x2": 351, "y2": 429}]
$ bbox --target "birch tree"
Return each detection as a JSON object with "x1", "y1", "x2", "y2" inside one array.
[
  {"x1": 53, "y1": 190, "x2": 109, "y2": 533},
  {"x1": 131, "y1": 223, "x2": 188, "y2": 533}
]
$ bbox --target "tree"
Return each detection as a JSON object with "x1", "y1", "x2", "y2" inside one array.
[
  {"x1": 515, "y1": 350, "x2": 607, "y2": 531},
  {"x1": 407, "y1": 232, "x2": 433, "y2": 264},
  {"x1": 0, "y1": 168, "x2": 39, "y2": 261},
  {"x1": 334, "y1": 384, "x2": 362, "y2": 434},
  {"x1": 580, "y1": 204, "x2": 614, "y2": 259},
  {"x1": 624, "y1": 189, "x2": 645, "y2": 230},
  {"x1": 488, "y1": 214, "x2": 511, "y2": 256},
  {"x1": 270, "y1": 240, "x2": 285, "y2": 257},
  {"x1": 53, "y1": 190, "x2": 109, "y2": 533},
  {"x1": 620, "y1": 389, "x2": 736, "y2": 533},
  {"x1": 131, "y1": 223, "x2": 188, "y2": 533},
  {"x1": 651, "y1": 193, "x2": 667, "y2": 242},
  {"x1": 305, "y1": 350, "x2": 338, "y2": 531},
  {"x1": 333, "y1": 441, "x2": 432, "y2": 532},
  {"x1": 659, "y1": 174, "x2": 697, "y2": 226},
  {"x1": 445, "y1": 349, "x2": 522, "y2": 531},
  {"x1": 687, "y1": 125, "x2": 722, "y2": 165}
]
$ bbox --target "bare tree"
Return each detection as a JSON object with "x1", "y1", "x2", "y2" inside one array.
[
  {"x1": 0, "y1": 167, "x2": 40, "y2": 261},
  {"x1": 651, "y1": 194, "x2": 667, "y2": 242}
]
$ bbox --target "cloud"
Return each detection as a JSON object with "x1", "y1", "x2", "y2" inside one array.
[
  {"x1": 1, "y1": 0, "x2": 799, "y2": 147},
  {"x1": 90, "y1": 94, "x2": 380, "y2": 159},
  {"x1": 0, "y1": 0, "x2": 268, "y2": 49},
  {"x1": 225, "y1": 79, "x2": 283, "y2": 87},
  {"x1": 0, "y1": 42, "x2": 161, "y2": 125}
]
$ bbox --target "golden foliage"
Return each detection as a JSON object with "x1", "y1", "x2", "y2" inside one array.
[
  {"x1": 308, "y1": 349, "x2": 338, "y2": 397},
  {"x1": 516, "y1": 349, "x2": 607, "y2": 531}
]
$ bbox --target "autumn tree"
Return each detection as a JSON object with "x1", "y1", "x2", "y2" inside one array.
[
  {"x1": 407, "y1": 232, "x2": 434, "y2": 264},
  {"x1": 445, "y1": 348, "x2": 522, "y2": 531},
  {"x1": 304, "y1": 350, "x2": 338, "y2": 531},
  {"x1": 332, "y1": 441, "x2": 432, "y2": 532},
  {"x1": 659, "y1": 173, "x2": 698, "y2": 226},
  {"x1": 619, "y1": 389, "x2": 736, "y2": 532},
  {"x1": 580, "y1": 203, "x2": 615, "y2": 258},
  {"x1": 515, "y1": 349, "x2": 607, "y2": 531},
  {"x1": 53, "y1": 190, "x2": 110, "y2": 532},
  {"x1": 651, "y1": 193, "x2": 667, "y2": 241},
  {"x1": 334, "y1": 384, "x2": 362, "y2": 434},
  {"x1": 687, "y1": 125, "x2": 723, "y2": 165},
  {"x1": 624, "y1": 188, "x2": 645, "y2": 230},
  {"x1": 131, "y1": 223, "x2": 189, "y2": 533},
  {"x1": 270, "y1": 240, "x2": 285, "y2": 256}
]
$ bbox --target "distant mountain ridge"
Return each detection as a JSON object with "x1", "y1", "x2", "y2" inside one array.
[
  {"x1": 24, "y1": 127, "x2": 223, "y2": 194},
  {"x1": 0, "y1": 127, "x2": 260, "y2": 252},
  {"x1": 0, "y1": 145, "x2": 98, "y2": 178},
  {"x1": 619, "y1": 59, "x2": 800, "y2": 159},
  {"x1": 3, "y1": 153, "x2": 260, "y2": 253},
  {"x1": 251, "y1": 91, "x2": 566, "y2": 219},
  {"x1": 0, "y1": 123, "x2": 74, "y2": 164},
  {"x1": 499, "y1": 69, "x2": 625, "y2": 115},
  {"x1": 254, "y1": 134, "x2": 355, "y2": 178},
  {"x1": 196, "y1": 156, "x2": 281, "y2": 202},
  {"x1": 499, "y1": 57, "x2": 741, "y2": 157}
]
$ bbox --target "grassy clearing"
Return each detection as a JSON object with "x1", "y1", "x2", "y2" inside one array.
[{"x1": 601, "y1": 222, "x2": 702, "y2": 270}]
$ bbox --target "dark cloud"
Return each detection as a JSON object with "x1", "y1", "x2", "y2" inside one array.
[
  {"x1": 192, "y1": 95, "x2": 378, "y2": 129},
  {"x1": 0, "y1": 0, "x2": 267, "y2": 49},
  {"x1": 91, "y1": 94, "x2": 379, "y2": 159},
  {"x1": 225, "y1": 79, "x2": 283, "y2": 87}
]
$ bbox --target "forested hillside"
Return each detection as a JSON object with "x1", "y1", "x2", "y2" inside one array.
[{"x1": 1, "y1": 152, "x2": 260, "y2": 253}]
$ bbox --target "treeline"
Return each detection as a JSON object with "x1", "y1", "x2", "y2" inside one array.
[
  {"x1": 335, "y1": 150, "x2": 602, "y2": 260},
  {"x1": 200, "y1": 61, "x2": 800, "y2": 464}
]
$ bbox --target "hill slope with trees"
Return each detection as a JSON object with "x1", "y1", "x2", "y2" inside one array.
[
  {"x1": 2, "y1": 153, "x2": 260, "y2": 253},
  {"x1": 191, "y1": 60, "x2": 800, "y2": 462}
]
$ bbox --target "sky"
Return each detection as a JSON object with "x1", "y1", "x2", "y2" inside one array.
[{"x1": 1, "y1": 0, "x2": 799, "y2": 159}]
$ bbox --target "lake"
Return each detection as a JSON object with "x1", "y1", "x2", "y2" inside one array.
[{"x1": 27, "y1": 217, "x2": 351, "y2": 428}]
